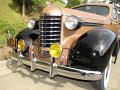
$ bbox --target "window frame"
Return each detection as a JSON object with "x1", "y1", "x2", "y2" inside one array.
[{"x1": 72, "y1": 5, "x2": 110, "y2": 16}]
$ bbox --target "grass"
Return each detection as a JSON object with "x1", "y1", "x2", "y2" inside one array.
[
  {"x1": 0, "y1": 34, "x2": 7, "y2": 47},
  {"x1": 0, "y1": 0, "x2": 27, "y2": 47},
  {"x1": 54, "y1": 1, "x2": 65, "y2": 8},
  {"x1": 0, "y1": 0, "x2": 26, "y2": 25}
]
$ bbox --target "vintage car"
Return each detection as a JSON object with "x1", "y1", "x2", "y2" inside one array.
[{"x1": 7, "y1": 3, "x2": 120, "y2": 90}]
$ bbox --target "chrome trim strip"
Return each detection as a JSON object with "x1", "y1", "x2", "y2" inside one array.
[
  {"x1": 82, "y1": 22, "x2": 103, "y2": 26},
  {"x1": 40, "y1": 22, "x2": 60, "y2": 24},
  {"x1": 41, "y1": 19, "x2": 61, "y2": 21},
  {"x1": 41, "y1": 38, "x2": 60, "y2": 40},
  {"x1": 40, "y1": 31, "x2": 60, "y2": 32},
  {"x1": 41, "y1": 42, "x2": 60, "y2": 45},
  {"x1": 40, "y1": 27, "x2": 60, "y2": 29},
  {"x1": 57, "y1": 65, "x2": 101, "y2": 75},
  {"x1": 41, "y1": 34, "x2": 60, "y2": 36}
]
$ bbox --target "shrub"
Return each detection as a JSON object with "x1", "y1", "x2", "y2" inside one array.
[
  {"x1": 66, "y1": 0, "x2": 81, "y2": 8},
  {"x1": 0, "y1": 20, "x2": 16, "y2": 35},
  {"x1": 0, "y1": 19, "x2": 16, "y2": 46},
  {"x1": 0, "y1": 19, "x2": 26, "y2": 46}
]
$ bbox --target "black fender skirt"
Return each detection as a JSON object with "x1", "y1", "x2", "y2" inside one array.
[{"x1": 68, "y1": 28, "x2": 117, "y2": 72}]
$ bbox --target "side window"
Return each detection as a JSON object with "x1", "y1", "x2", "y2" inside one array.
[{"x1": 112, "y1": 8, "x2": 118, "y2": 20}]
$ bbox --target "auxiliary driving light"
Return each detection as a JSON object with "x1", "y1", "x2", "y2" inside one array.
[
  {"x1": 18, "y1": 39, "x2": 25, "y2": 51},
  {"x1": 49, "y1": 43, "x2": 62, "y2": 58}
]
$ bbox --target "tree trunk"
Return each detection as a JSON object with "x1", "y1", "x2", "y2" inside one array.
[{"x1": 22, "y1": 0, "x2": 25, "y2": 18}]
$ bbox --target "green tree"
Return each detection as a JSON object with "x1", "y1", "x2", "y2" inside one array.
[
  {"x1": 12, "y1": 0, "x2": 46, "y2": 17},
  {"x1": 46, "y1": 0, "x2": 61, "y2": 3},
  {"x1": 22, "y1": 0, "x2": 25, "y2": 17},
  {"x1": 12, "y1": 0, "x2": 33, "y2": 17},
  {"x1": 66, "y1": 0, "x2": 81, "y2": 8},
  {"x1": 109, "y1": 0, "x2": 120, "y2": 3},
  {"x1": 115, "y1": 0, "x2": 120, "y2": 3},
  {"x1": 31, "y1": 0, "x2": 63, "y2": 14},
  {"x1": 12, "y1": 0, "x2": 63, "y2": 16},
  {"x1": 32, "y1": 0, "x2": 46, "y2": 14},
  {"x1": 80, "y1": 0, "x2": 87, "y2": 3}
]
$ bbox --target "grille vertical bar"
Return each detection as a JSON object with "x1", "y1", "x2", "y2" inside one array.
[{"x1": 40, "y1": 15, "x2": 61, "y2": 48}]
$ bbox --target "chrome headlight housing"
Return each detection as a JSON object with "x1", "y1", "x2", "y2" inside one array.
[
  {"x1": 64, "y1": 16, "x2": 79, "y2": 30},
  {"x1": 28, "y1": 19, "x2": 35, "y2": 29}
]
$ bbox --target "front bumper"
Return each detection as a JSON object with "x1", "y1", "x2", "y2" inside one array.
[{"x1": 9, "y1": 53, "x2": 102, "y2": 81}]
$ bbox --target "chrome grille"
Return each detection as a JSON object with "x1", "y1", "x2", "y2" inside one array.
[{"x1": 40, "y1": 15, "x2": 61, "y2": 47}]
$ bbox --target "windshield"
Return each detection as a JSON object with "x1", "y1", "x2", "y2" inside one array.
[{"x1": 73, "y1": 5, "x2": 109, "y2": 16}]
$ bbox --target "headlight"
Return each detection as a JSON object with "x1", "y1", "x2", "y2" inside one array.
[
  {"x1": 28, "y1": 19, "x2": 35, "y2": 29},
  {"x1": 64, "y1": 16, "x2": 79, "y2": 30},
  {"x1": 49, "y1": 43, "x2": 62, "y2": 58},
  {"x1": 18, "y1": 39, "x2": 25, "y2": 51}
]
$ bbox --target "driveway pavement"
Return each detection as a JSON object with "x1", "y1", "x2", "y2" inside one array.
[{"x1": 0, "y1": 55, "x2": 120, "y2": 90}]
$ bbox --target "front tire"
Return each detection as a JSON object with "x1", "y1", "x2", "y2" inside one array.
[{"x1": 92, "y1": 56, "x2": 112, "y2": 90}]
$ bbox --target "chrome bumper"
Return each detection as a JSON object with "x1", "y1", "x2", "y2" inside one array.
[{"x1": 9, "y1": 55, "x2": 102, "y2": 81}]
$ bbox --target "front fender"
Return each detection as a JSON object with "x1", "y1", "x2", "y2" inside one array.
[
  {"x1": 68, "y1": 28, "x2": 117, "y2": 72},
  {"x1": 16, "y1": 28, "x2": 39, "y2": 42},
  {"x1": 15, "y1": 28, "x2": 39, "y2": 55}
]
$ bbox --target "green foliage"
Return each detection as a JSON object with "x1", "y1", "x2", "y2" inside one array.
[
  {"x1": 32, "y1": 0, "x2": 45, "y2": 5},
  {"x1": 0, "y1": 0, "x2": 26, "y2": 24},
  {"x1": 12, "y1": 0, "x2": 32, "y2": 14},
  {"x1": 11, "y1": 0, "x2": 65, "y2": 15},
  {"x1": 0, "y1": 19, "x2": 15, "y2": 46},
  {"x1": 0, "y1": 20, "x2": 15, "y2": 35},
  {"x1": 12, "y1": 0, "x2": 46, "y2": 15},
  {"x1": 0, "y1": 0, "x2": 27, "y2": 46},
  {"x1": 81, "y1": 0, "x2": 88, "y2": 3},
  {"x1": 32, "y1": 0, "x2": 46, "y2": 13},
  {"x1": 66, "y1": 0, "x2": 81, "y2": 8},
  {"x1": 0, "y1": 34, "x2": 7, "y2": 47},
  {"x1": 46, "y1": 0, "x2": 63, "y2": 4},
  {"x1": 115, "y1": 0, "x2": 120, "y2": 3},
  {"x1": 0, "y1": 19, "x2": 26, "y2": 45},
  {"x1": 54, "y1": 0, "x2": 65, "y2": 8},
  {"x1": 109, "y1": 0, "x2": 120, "y2": 3}
]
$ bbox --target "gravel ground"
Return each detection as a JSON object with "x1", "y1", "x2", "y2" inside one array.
[{"x1": 0, "y1": 48, "x2": 120, "y2": 90}]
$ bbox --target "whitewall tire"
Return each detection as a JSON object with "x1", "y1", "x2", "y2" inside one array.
[{"x1": 92, "y1": 55, "x2": 112, "y2": 90}]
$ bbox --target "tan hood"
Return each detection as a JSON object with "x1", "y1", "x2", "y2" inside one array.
[
  {"x1": 43, "y1": 5, "x2": 108, "y2": 24},
  {"x1": 43, "y1": 5, "x2": 62, "y2": 16}
]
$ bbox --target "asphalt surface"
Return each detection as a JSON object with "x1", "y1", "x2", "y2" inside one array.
[{"x1": 0, "y1": 55, "x2": 120, "y2": 90}]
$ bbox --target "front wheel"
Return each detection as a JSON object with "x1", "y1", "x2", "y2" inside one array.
[{"x1": 92, "y1": 56, "x2": 112, "y2": 90}]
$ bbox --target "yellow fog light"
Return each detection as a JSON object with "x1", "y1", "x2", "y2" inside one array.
[
  {"x1": 49, "y1": 43, "x2": 62, "y2": 58},
  {"x1": 18, "y1": 39, "x2": 25, "y2": 51}
]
